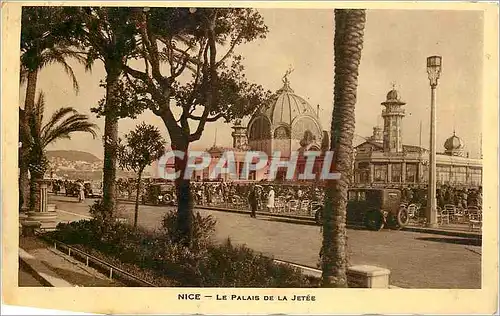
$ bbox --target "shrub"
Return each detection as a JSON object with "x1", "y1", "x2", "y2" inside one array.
[
  {"x1": 52, "y1": 220, "x2": 100, "y2": 246},
  {"x1": 159, "y1": 210, "x2": 216, "y2": 252},
  {"x1": 49, "y1": 212, "x2": 312, "y2": 287},
  {"x1": 88, "y1": 199, "x2": 109, "y2": 223},
  {"x1": 198, "y1": 238, "x2": 314, "y2": 287}
]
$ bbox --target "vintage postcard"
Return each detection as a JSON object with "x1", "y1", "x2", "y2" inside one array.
[{"x1": 2, "y1": 1, "x2": 498, "y2": 315}]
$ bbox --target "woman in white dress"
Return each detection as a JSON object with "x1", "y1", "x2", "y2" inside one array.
[
  {"x1": 266, "y1": 186, "x2": 275, "y2": 213},
  {"x1": 79, "y1": 181, "x2": 85, "y2": 203}
]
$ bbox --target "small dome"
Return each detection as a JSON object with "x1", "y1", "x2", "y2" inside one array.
[
  {"x1": 386, "y1": 89, "x2": 401, "y2": 101},
  {"x1": 444, "y1": 132, "x2": 464, "y2": 150}
]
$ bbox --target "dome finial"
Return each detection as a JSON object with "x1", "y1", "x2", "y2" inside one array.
[
  {"x1": 391, "y1": 81, "x2": 397, "y2": 90},
  {"x1": 282, "y1": 66, "x2": 294, "y2": 85}
]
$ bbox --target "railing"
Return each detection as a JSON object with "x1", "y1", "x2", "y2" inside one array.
[
  {"x1": 118, "y1": 193, "x2": 322, "y2": 218},
  {"x1": 39, "y1": 235, "x2": 157, "y2": 287},
  {"x1": 193, "y1": 196, "x2": 320, "y2": 218}
]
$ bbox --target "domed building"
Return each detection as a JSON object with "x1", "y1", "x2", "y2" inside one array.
[
  {"x1": 181, "y1": 74, "x2": 329, "y2": 182},
  {"x1": 247, "y1": 76, "x2": 324, "y2": 158},
  {"x1": 444, "y1": 132, "x2": 465, "y2": 157},
  {"x1": 354, "y1": 86, "x2": 482, "y2": 188}
]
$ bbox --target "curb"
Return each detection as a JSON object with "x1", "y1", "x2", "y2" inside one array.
[
  {"x1": 401, "y1": 226, "x2": 481, "y2": 240},
  {"x1": 19, "y1": 248, "x2": 74, "y2": 287},
  {"x1": 196, "y1": 205, "x2": 482, "y2": 240},
  {"x1": 273, "y1": 259, "x2": 403, "y2": 289}
]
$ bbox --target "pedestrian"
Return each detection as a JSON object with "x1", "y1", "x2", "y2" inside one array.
[
  {"x1": 248, "y1": 185, "x2": 258, "y2": 218},
  {"x1": 297, "y1": 187, "x2": 303, "y2": 206},
  {"x1": 461, "y1": 189, "x2": 468, "y2": 209},
  {"x1": 64, "y1": 180, "x2": 69, "y2": 196},
  {"x1": 208, "y1": 185, "x2": 214, "y2": 205},
  {"x1": 53, "y1": 181, "x2": 60, "y2": 196},
  {"x1": 78, "y1": 180, "x2": 85, "y2": 203},
  {"x1": 267, "y1": 186, "x2": 275, "y2": 213}
]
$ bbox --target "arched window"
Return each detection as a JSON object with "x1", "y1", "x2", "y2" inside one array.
[
  {"x1": 249, "y1": 116, "x2": 271, "y2": 141},
  {"x1": 292, "y1": 116, "x2": 321, "y2": 141},
  {"x1": 248, "y1": 116, "x2": 272, "y2": 154},
  {"x1": 274, "y1": 126, "x2": 290, "y2": 139},
  {"x1": 273, "y1": 125, "x2": 291, "y2": 157}
]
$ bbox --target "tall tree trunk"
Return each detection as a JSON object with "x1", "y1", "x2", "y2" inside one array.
[
  {"x1": 19, "y1": 69, "x2": 38, "y2": 212},
  {"x1": 172, "y1": 139, "x2": 193, "y2": 247},
  {"x1": 29, "y1": 173, "x2": 42, "y2": 212},
  {"x1": 133, "y1": 169, "x2": 143, "y2": 228},
  {"x1": 102, "y1": 67, "x2": 121, "y2": 222},
  {"x1": 322, "y1": 9, "x2": 366, "y2": 288}
]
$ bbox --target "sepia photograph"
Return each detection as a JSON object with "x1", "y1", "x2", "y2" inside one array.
[{"x1": 2, "y1": 1, "x2": 498, "y2": 315}]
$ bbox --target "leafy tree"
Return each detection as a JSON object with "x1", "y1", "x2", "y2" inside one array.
[
  {"x1": 321, "y1": 9, "x2": 366, "y2": 287},
  {"x1": 26, "y1": 92, "x2": 97, "y2": 211},
  {"x1": 117, "y1": 122, "x2": 166, "y2": 228},
  {"x1": 120, "y1": 8, "x2": 271, "y2": 245},
  {"x1": 19, "y1": 6, "x2": 84, "y2": 211}
]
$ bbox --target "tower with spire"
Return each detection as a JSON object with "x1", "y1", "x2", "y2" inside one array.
[
  {"x1": 231, "y1": 119, "x2": 248, "y2": 150},
  {"x1": 381, "y1": 83, "x2": 406, "y2": 153}
]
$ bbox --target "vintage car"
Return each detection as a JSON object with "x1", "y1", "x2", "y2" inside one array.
[
  {"x1": 142, "y1": 183, "x2": 176, "y2": 205},
  {"x1": 314, "y1": 188, "x2": 409, "y2": 230},
  {"x1": 85, "y1": 181, "x2": 103, "y2": 198}
]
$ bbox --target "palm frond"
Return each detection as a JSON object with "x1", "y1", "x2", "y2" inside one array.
[
  {"x1": 32, "y1": 92, "x2": 46, "y2": 137},
  {"x1": 41, "y1": 111, "x2": 98, "y2": 147},
  {"x1": 20, "y1": 65, "x2": 29, "y2": 84},
  {"x1": 40, "y1": 106, "x2": 79, "y2": 138},
  {"x1": 39, "y1": 48, "x2": 84, "y2": 93}
]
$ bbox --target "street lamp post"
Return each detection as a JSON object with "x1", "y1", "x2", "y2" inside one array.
[{"x1": 426, "y1": 55, "x2": 442, "y2": 228}]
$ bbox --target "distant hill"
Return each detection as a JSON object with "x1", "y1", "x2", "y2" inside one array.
[{"x1": 46, "y1": 150, "x2": 101, "y2": 163}]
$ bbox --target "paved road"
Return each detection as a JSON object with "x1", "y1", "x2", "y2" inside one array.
[{"x1": 50, "y1": 195, "x2": 481, "y2": 289}]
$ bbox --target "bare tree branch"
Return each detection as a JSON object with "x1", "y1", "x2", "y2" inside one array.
[{"x1": 215, "y1": 31, "x2": 243, "y2": 67}]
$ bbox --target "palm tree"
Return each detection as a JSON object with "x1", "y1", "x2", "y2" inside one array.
[
  {"x1": 67, "y1": 7, "x2": 140, "y2": 220},
  {"x1": 19, "y1": 6, "x2": 84, "y2": 211},
  {"x1": 27, "y1": 92, "x2": 98, "y2": 212},
  {"x1": 321, "y1": 9, "x2": 366, "y2": 287}
]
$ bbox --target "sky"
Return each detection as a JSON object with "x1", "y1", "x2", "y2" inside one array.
[{"x1": 25, "y1": 8, "x2": 484, "y2": 159}]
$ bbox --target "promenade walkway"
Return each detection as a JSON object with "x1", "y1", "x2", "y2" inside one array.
[
  {"x1": 19, "y1": 236, "x2": 123, "y2": 287},
  {"x1": 192, "y1": 203, "x2": 482, "y2": 239},
  {"x1": 48, "y1": 195, "x2": 482, "y2": 288}
]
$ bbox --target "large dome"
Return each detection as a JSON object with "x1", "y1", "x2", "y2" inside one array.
[
  {"x1": 247, "y1": 77, "x2": 324, "y2": 156},
  {"x1": 263, "y1": 82, "x2": 318, "y2": 126}
]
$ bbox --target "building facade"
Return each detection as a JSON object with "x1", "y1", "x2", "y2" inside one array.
[
  {"x1": 353, "y1": 88, "x2": 482, "y2": 188},
  {"x1": 186, "y1": 75, "x2": 329, "y2": 182}
]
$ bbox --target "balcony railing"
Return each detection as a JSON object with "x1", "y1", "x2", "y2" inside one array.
[{"x1": 382, "y1": 109, "x2": 405, "y2": 116}]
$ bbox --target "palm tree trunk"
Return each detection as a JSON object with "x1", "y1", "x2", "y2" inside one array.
[
  {"x1": 322, "y1": 9, "x2": 366, "y2": 288},
  {"x1": 133, "y1": 170, "x2": 143, "y2": 228},
  {"x1": 29, "y1": 173, "x2": 42, "y2": 212},
  {"x1": 19, "y1": 69, "x2": 38, "y2": 212},
  {"x1": 102, "y1": 68, "x2": 121, "y2": 221}
]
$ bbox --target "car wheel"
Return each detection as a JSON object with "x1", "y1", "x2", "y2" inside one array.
[
  {"x1": 397, "y1": 208, "x2": 410, "y2": 228},
  {"x1": 364, "y1": 211, "x2": 385, "y2": 231}
]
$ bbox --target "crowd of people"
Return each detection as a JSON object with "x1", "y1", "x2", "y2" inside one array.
[
  {"x1": 51, "y1": 179, "x2": 89, "y2": 203},
  {"x1": 52, "y1": 177, "x2": 483, "y2": 218},
  {"x1": 401, "y1": 185, "x2": 482, "y2": 210}
]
